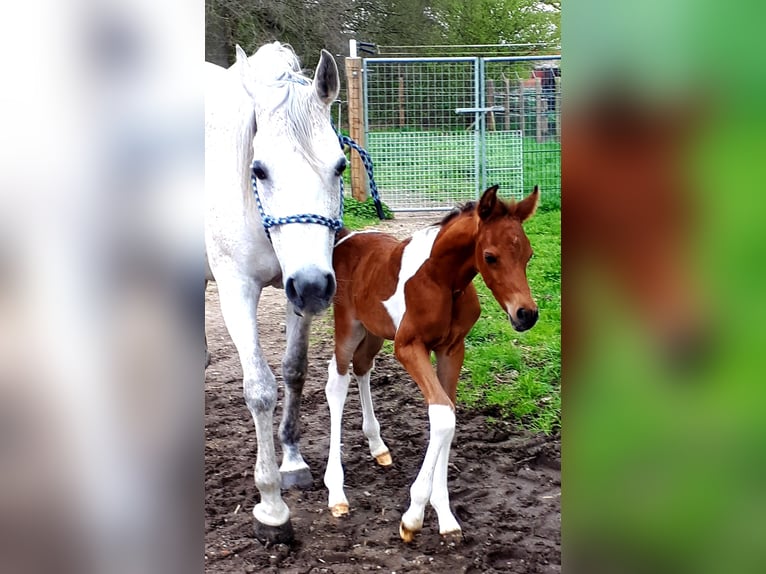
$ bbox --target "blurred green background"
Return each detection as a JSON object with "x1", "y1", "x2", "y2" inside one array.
[{"x1": 565, "y1": 1, "x2": 766, "y2": 572}]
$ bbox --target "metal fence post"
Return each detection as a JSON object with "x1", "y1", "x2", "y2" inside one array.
[{"x1": 344, "y1": 54, "x2": 368, "y2": 201}]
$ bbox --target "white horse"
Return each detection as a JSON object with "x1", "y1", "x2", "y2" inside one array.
[{"x1": 205, "y1": 42, "x2": 345, "y2": 544}]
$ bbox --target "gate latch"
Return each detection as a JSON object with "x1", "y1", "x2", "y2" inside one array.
[{"x1": 455, "y1": 106, "x2": 505, "y2": 114}]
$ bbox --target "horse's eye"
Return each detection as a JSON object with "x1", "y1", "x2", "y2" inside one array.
[
  {"x1": 252, "y1": 161, "x2": 268, "y2": 180},
  {"x1": 484, "y1": 252, "x2": 498, "y2": 264},
  {"x1": 334, "y1": 158, "x2": 347, "y2": 177}
]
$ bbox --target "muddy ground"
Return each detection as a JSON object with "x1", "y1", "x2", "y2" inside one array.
[{"x1": 205, "y1": 215, "x2": 561, "y2": 573}]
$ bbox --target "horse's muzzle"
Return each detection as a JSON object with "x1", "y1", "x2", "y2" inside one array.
[
  {"x1": 285, "y1": 267, "x2": 336, "y2": 315},
  {"x1": 510, "y1": 306, "x2": 538, "y2": 332}
]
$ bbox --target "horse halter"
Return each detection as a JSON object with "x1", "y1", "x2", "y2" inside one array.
[{"x1": 250, "y1": 167, "x2": 344, "y2": 241}]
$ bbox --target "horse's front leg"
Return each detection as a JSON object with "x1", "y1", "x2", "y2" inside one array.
[
  {"x1": 394, "y1": 340, "x2": 456, "y2": 543},
  {"x1": 215, "y1": 273, "x2": 293, "y2": 544},
  {"x1": 428, "y1": 343, "x2": 467, "y2": 539},
  {"x1": 278, "y1": 303, "x2": 314, "y2": 489}
]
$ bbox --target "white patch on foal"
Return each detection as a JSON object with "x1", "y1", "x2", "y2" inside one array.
[
  {"x1": 401, "y1": 404, "x2": 458, "y2": 536},
  {"x1": 383, "y1": 226, "x2": 440, "y2": 331}
]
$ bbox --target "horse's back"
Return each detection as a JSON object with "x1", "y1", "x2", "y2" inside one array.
[{"x1": 333, "y1": 231, "x2": 404, "y2": 339}]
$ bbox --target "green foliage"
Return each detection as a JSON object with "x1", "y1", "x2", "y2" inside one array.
[
  {"x1": 342, "y1": 196, "x2": 394, "y2": 230},
  {"x1": 433, "y1": 0, "x2": 561, "y2": 46},
  {"x1": 207, "y1": 0, "x2": 561, "y2": 68}
]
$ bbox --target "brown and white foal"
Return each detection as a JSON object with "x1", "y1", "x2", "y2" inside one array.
[{"x1": 324, "y1": 185, "x2": 539, "y2": 542}]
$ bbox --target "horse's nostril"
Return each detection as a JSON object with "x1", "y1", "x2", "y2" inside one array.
[
  {"x1": 286, "y1": 268, "x2": 334, "y2": 313},
  {"x1": 323, "y1": 273, "x2": 336, "y2": 300},
  {"x1": 516, "y1": 307, "x2": 539, "y2": 327},
  {"x1": 285, "y1": 277, "x2": 298, "y2": 302}
]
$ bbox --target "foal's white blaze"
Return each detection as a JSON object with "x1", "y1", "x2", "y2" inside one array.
[
  {"x1": 401, "y1": 404, "x2": 456, "y2": 537},
  {"x1": 383, "y1": 226, "x2": 440, "y2": 331}
]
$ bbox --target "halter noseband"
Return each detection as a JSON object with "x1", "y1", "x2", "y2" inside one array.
[{"x1": 250, "y1": 167, "x2": 344, "y2": 241}]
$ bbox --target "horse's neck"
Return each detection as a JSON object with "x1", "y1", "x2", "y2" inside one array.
[{"x1": 429, "y1": 216, "x2": 478, "y2": 293}]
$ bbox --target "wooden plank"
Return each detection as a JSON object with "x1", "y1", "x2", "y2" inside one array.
[{"x1": 344, "y1": 57, "x2": 368, "y2": 201}]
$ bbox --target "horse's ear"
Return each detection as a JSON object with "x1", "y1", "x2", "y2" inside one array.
[
  {"x1": 478, "y1": 185, "x2": 500, "y2": 220},
  {"x1": 515, "y1": 185, "x2": 540, "y2": 222},
  {"x1": 235, "y1": 44, "x2": 256, "y2": 99},
  {"x1": 313, "y1": 50, "x2": 339, "y2": 106}
]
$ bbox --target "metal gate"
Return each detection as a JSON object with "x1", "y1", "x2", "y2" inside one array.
[{"x1": 363, "y1": 55, "x2": 560, "y2": 211}]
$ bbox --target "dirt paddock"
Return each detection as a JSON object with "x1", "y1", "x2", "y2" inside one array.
[{"x1": 205, "y1": 215, "x2": 561, "y2": 573}]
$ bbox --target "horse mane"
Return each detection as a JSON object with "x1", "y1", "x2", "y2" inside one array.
[
  {"x1": 438, "y1": 193, "x2": 523, "y2": 227},
  {"x1": 247, "y1": 43, "x2": 327, "y2": 171}
]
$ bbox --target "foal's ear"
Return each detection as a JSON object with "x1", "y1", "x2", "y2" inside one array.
[
  {"x1": 515, "y1": 185, "x2": 540, "y2": 222},
  {"x1": 478, "y1": 185, "x2": 500, "y2": 220},
  {"x1": 235, "y1": 44, "x2": 257, "y2": 99},
  {"x1": 313, "y1": 49, "x2": 340, "y2": 106}
]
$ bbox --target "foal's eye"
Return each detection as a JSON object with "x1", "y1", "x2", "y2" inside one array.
[
  {"x1": 334, "y1": 158, "x2": 347, "y2": 177},
  {"x1": 484, "y1": 252, "x2": 498, "y2": 264},
  {"x1": 252, "y1": 161, "x2": 268, "y2": 180}
]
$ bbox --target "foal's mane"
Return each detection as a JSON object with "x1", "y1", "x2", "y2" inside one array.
[{"x1": 437, "y1": 195, "x2": 519, "y2": 227}]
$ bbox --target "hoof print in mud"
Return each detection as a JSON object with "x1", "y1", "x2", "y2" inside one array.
[
  {"x1": 281, "y1": 468, "x2": 314, "y2": 490},
  {"x1": 440, "y1": 530, "x2": 465, "y2": 545},
  {"x1": 254, "y1": 519, "x2": 295, "y2": 547}
]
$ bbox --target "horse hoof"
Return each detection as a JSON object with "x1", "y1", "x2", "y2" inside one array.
[
  {"x1": 399, "y1": 522, "x2": 418, "y2": 543},
  {"x1": 330, "y1": 503, "x2": 349, "y2": 517},
  {"x1": 440, "y1": 528, "x2": 464, "y2": 544},
  {"x1": 253, "y1": 518, "x2": 295, "y2": 546},
  {"x1": 281, "y1": 467, "x2": 313, "y2": 490},
  {"x1": 375, "y1": 451, "x2": 392, "y2": 466}
]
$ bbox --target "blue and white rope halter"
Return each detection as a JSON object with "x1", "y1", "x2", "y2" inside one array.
[{"x1": 250, "y1": 167, "x2": 344, "y2": 241}]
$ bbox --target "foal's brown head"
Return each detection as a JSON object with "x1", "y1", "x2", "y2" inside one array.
[{"x1": 474, "y1": 185, "x2": 540, "y2": 332}]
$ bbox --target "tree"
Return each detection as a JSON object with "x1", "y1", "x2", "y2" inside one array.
[{"x1": 432, "y1": 0, "x2": 560, "y2": 47}]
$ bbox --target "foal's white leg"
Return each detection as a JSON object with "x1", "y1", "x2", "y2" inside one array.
[
  {"x1": 400, "y1": 404, "x2": 456, "y2": 542},
  {"x1": 356, "y1": 367, "x2": 391, "y2": 466},
  {"x1": 279, "y1": 303, "x2": 313, "y2": 489},
  {"x1": 215, "y1": 272, "x2": 292, "y2": 543},
  {"x1": 324, "y1": 355, "x2": 351, "y2": 517},
  {"x1": 429, "y1": 437, "x2": 462, "y2": 536}
]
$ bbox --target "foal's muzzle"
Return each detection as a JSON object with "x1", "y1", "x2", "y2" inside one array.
[
  {"x1": 285, "y1": 266, "x2": 336, "y2": 315},
  {"x1": 510, "y1": 306, "x2": 539, "y2": 332}
]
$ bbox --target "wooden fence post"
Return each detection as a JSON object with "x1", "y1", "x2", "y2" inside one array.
[
  {"x1": 345, "y1": 56, "x2": 368, "y2": 201},
  {"x1": 519, "y1": 80, "x2": 526, "y2": 137},
  {"x1": 487, "y1": 79, "x2": 496, "y2": 131},
  {"x1": 535, "y1": 77, "x2": 543, "y2": 143},
  {"x1": 504, "y1": 76, "x2": 511, "y2": 131},
  {"x1": 398, "y1": 66, "x2": 405, "y2": 128},
  {"x1": 555, "y1": 75, "x2": 561, "y2": 141}
]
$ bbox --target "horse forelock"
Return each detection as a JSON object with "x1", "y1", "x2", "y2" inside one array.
[{"x1": 247, "y1": 44, "x2": 329, "y2": 172}]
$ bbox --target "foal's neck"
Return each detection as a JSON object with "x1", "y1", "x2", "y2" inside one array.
[{"x1": 429, "y1": 215, "x2": 479, "y2": 293}]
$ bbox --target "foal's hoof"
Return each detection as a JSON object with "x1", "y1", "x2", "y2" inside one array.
[
  {"x1": 399, "y1": 522, "x2": 419, "y2": 543},
  {"x1": 254, "y1": 518, "x2": 295, "y2": 546},
  {"x1": 375, "y1": 451, "x2": 392, "y2": 467},
  {"x1": 330, "y1": 502, "x2": 349, "y2": 518},
  {"x1": 440, "y1": 528, "x2": 464, "y2": 544},
  {"x1": 281, "y1": 467, "x2": 313, "y2": 490}
]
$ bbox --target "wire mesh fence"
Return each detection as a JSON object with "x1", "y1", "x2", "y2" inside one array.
[{"x1": 362, "y1": 54, "x2": 560, "y2": 211}]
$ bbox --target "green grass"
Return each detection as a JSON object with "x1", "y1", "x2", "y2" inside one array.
[
  {"x1": 459, "y1": 209, "x2": 561, "y2": 433},
  {"x1": 366, "y1": 131, "x2": 560, "y2": 211}
]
